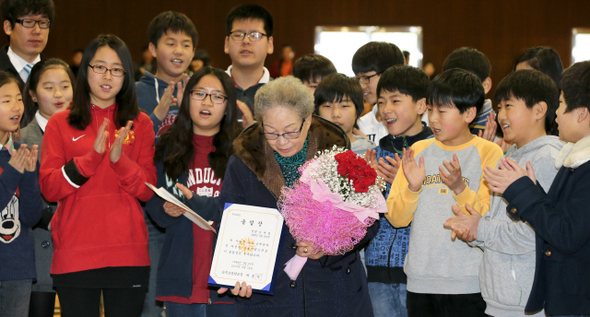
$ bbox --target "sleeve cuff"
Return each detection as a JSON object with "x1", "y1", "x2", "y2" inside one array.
[
  {"x1": 402, "y1": 185, "x2": 422, "y2": 202},
  {"x1": 503, "y1": 176, "x2": 541, "y2": 220},
  {"x1": 62, "y1": 159, "x2": 90, "y2": 188},
  {"x1": 110, "y1": 152, "x2": 135, "y2": 179},
  {"x1": 73, "y1": 149, "x2": 104, "y2": 177},
  {"x1": 452, "y1": 186, "x2": 475, "y2": 206},
  {"x1": 149, "y1": 113, "x2": 163, "y2": 134}
]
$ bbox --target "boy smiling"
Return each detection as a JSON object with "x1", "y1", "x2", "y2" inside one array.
[
  {"x1": 386, "y1": 68, "x2": 503, "y2": 317},
  {"x1": 444, "y1": 69, "x2": 563, "y2": 317},
  {"x1": 483, "y1": 61, "x2": 590, "y2": 316}
]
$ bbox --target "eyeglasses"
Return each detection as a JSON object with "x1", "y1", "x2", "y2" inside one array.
[
  {"x1": 262, "y1": 119, "x2": 305, "y2": 140},
  {"x1": 357, "y1": 73, "x2": 381, "y2": 85},
  {"x1": 190, "y1": 90, "x2": 228, "y2": 104},
  {"x1": 88, "y1": 64, "x2": 126, "y2": 77},
  {"x1": 15, "y1": 18, "x2": 51, "y2": 29},
  {"x1": 229, "y1": 31, "x2": 267, "y2": 42}
]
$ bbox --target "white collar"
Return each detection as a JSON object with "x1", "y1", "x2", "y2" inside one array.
[
  {"x1": 225, "y1": 65, "x2": 270, "y2": 85},
  {"x1": 555, "y1": 134, "x2": 590, "y2": 169},
  {"x1": 35, "y1": 110, "x2": 48, "y2": 132},
  {"x1": 7, "y1": 46, "x2": 40, "y2": 74}
]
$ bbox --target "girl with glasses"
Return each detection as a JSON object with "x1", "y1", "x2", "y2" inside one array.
[
  {"x1": 38, "y1": 34, "x2": 156, "y2": 317},
  {"x1": 146, "y1": 66, "x2": 241, "y2": 317}
]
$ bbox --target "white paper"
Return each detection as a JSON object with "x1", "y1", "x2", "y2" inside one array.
[
  {"x1": 145, "y1": 182, "x2": 216, "y2": 233},
  {"x1": 208, "y1": 203, "x2": 284, "y2": 293}
]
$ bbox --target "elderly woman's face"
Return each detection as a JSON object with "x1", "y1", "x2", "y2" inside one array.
[{"x1": 261, "y1": 107, "x2": 312, "y2": 158}]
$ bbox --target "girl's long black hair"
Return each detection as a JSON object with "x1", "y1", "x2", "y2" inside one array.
[
  {"x1": 155, "y1": 66, "x2": 241, "y2": 181},
  {"x1": 68, "y1": 34, "x2": 139, "y2": 130}
]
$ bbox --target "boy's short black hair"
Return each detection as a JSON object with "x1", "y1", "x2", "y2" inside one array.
[
  {"x1": 314, "y1": 73, "x2": 364, "y2": 119},
  {"x1": 513, "y1": 46, "x2": 563, "y2": 87},
  {"x1": 147, "y1": 11, "x2": 198, "y2": 48},
  {"x1": 495, "y1": 69, "x2": 559, "y2": 135},
  {"x1": 352, "y1": 42, "x2": 405, "y2": 75},
  {"x1": 427, "y1": 68, "x2": 485, "y2": 123},
  {"x1": 442, "y1": 47, "x2": 491, "y2": 82},
  {"x1": 560, "y1": 61, "x2": 590, "y2": 114},
  {"x1": 226, "y1": 4, "x2": 273, "y2": 37},
  {"x1": 377, "y1": 65, "x2": 429, "y2": 102},
  {"x1": 1, "y1": 0, "x2": 54, "y2": 27},
  {"x1": 292, "y1": 54, "x2": 336, "y2": 83}
]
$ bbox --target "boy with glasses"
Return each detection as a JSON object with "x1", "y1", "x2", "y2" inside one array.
[
  {"x1": 0, "y1": 0, "x2": 54, "y2": 87},
  {"x1": 224, "y1": 4, "x2": 274, "y2": 115},
  {"x1": 352, "y1": 42, "x2": 405, "y2": 143}
]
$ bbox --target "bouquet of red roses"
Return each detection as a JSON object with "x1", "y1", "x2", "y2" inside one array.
[{"x1": 279, "y1": 146, "x2": 387, "y2": 280}]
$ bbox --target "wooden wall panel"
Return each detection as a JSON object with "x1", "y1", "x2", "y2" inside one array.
[{"x1": 1, "y1": 0, "x2": 589, "y2": 95}]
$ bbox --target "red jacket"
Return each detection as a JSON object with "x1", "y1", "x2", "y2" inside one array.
[{"x1": 40, "y1": 104, "x2": 156, "y2": 274}]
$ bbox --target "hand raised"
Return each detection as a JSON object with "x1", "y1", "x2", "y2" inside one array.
[
  {"x1": 153, "y1": 83, "x2": 175, "y2": 121},
  {"x1": 477, "y1": 112, "x2": 497, "y2": 142},
  {"x1": 483, "y1": 158, "x2": 535, "y2": 194},
  {"x1": 8, "y1": 144, "x2": 29, "y2": 173},
  {"x1": 402, "y1": 147, "x2": 425, "y2": 192},
  {"x1": 110, "y1": 120, "x2": 133, "y2": 163},
  {"x1": 237, "y1": 100, "x2": 254, "y2": 128},
  {"x1": 25, "y1": 144, "x2": 38, "y2": 172},
  {"x1": 175, "y1": 74, "x2": 188, "y2": 109},
  {"x1": 378, "y1": 153, "x2": 401, "y2": 184},
  {"x1": 93, "y1": 118, "x2": 109, "y2": 154},
  {"x1": 439, "y1": 153, "x2": 466, "y2": 195}
]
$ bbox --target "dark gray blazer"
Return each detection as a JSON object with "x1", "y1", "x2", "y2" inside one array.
[{"x1": 20, "y1": 117, "x2": 56, "y2": 292}]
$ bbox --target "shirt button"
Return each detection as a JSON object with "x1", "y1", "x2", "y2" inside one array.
[
  {"x1": 544, "y1": 250, "x2": 552, "y2": 257},
  {"x1": 345, "y1": 268, "x2": 351, "y2": 274},
  {"x1": 41, "y1": 241, "x2": 50, "y2": 248},
  {"x1": 510, "y1": 207, "x2": 517, "y2": 214},
  {"x1": 290, "y1": 281, "x2": 296, "y2": 288}
]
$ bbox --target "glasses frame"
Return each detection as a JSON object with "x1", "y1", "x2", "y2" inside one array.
[
  {"x1": 189, "y1": 90, "x2": 228, "y2": 105},
  {"x1": 14, "y1": 18, "x2": 51, "y2": 29},
  {"x1": 228, "y1": 31, "x2": 268, "y2": 42},
  {"x1": 88, "y1": 64, "x2": 126, "y2": 77},
  {"x1": 357, "y1": 72, "x2": 382, "y2": 85},
  {"x1": 262, "y1": 119, "x2": 306, "y2": 140}
]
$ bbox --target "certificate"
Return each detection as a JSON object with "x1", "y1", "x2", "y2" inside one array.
[
  {"x1": 145, "y1": 183, "x2": 216, "y2": 233},
  {"x1": 208, "y1": 203, "x2": 284, "y2": 294}
]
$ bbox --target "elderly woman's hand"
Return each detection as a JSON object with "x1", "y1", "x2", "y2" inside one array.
[{"x1": 296, "y1": 242, "x2": 325, "y2": 260}]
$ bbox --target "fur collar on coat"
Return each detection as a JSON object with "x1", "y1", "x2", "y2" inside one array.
[{"x1": 555, "y1": 134, "x2": 590, "y2": 169}]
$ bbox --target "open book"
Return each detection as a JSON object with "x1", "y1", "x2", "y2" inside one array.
[{"x1": 145, "y1": 183, "x2": 216, "y2": 233}]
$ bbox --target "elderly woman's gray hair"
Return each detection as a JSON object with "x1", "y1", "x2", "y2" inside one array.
[{"x1": 254, "y1": 76, "x2": 315, "y2": 121}]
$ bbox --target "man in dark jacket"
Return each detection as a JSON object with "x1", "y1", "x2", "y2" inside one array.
[{"x1": 0, "y1": 0, "x2": 53, "y2": 88}]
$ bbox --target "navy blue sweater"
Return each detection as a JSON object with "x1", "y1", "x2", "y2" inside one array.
[{"x1": 0, "y1": 142, "x2": 43, "y2": 281}]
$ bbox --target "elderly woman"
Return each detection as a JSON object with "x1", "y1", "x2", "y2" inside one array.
[{"x1": 218, "y1": 76, "x2": 378, "y2": 316}]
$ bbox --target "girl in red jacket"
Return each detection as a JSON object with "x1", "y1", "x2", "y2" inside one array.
[{"x1": 39, "y1": 34, "x2": 156, "y2": 317}]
